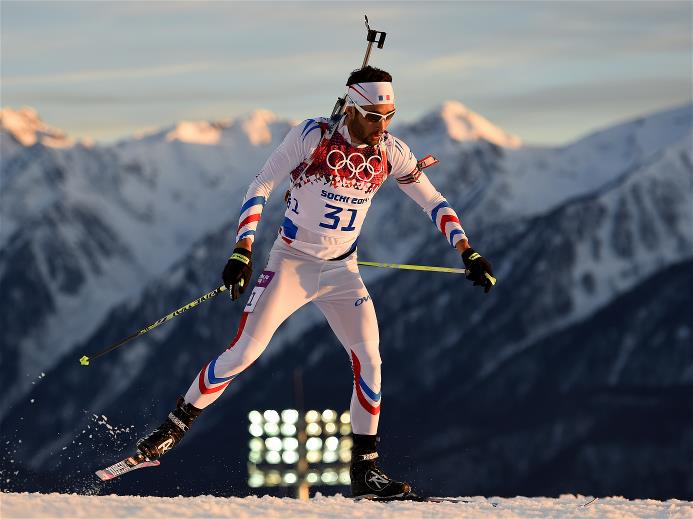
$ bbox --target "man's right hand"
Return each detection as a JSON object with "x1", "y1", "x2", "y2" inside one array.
[{"x1": 222, "y1": 248, "x2": 253, "y2": 301}]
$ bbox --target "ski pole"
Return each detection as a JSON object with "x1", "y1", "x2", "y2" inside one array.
[
  {"x1": 357, "y1": 261, "x2": 467, "y2": 275},
  {"x1": 78, "y1": 284, "x2": 231, "y2": 366},
  {"x1": 78, "y1": 260, "x2": 493, "y2": 366},
  {"x1": 357, "y1": 261, "x2": 497, "y2": 285}
]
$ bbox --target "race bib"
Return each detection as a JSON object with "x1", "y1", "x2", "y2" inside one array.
[{"x1": 244, "y1": 271, "x2": 275, "y2": 313}]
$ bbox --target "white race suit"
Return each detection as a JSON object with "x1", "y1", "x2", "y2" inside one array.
[{"x1": 184, "y1": 117, "x2": 467, "y2": 434}]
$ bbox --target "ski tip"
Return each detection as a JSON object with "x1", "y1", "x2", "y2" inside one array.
[
  {"x1": 95, "y1": 456, "x2": 160, "y2": 482},
  {"x1": 95, "y1": 469, "x2": 114, "y2": 481},
  {"x1": 79, "y1": 355, "x2": 90, "y2": 366}
]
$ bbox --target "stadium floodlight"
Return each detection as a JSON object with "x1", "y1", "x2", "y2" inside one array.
[
  {"x1": 321, "y1": 409, "x2": 337, "y2": 422},
  {"x1": 263, "y1": 410, "x2": 280, "y2": 423},
  {"x1": 338, "y1": 468, "x2": 350, "y2": 485},
  {"x1": 249, "y1": 451, "x2": 262, "y2": 464},
  {"x1": 322, "y1": 451, "x2": 338, "y2": 463},
  {"x1": 281, "y1": 409, "x2": 299, "y2": 424},
  {"x1": 281, "y1": 423, "x2": 297, "y2": 436},
  {"x1": 283, "y1": 437, "x2": 299, "y2": 451},
  {"x1": 247, "y1": 407, "x2": 352, "y2": 498},
  {"x1": 263, "y1": 422, "x2": 280, "y2": 436},
  {"x1": 305, "y1": 410, "x2": 320, "y2": 423},
  {"x1": 321, "y1": 469, "x2": 339, "y2": 485},
  {"x1": 338, "y1": 451, "x2": 351, "y2": 463},
  {"x1": 306, "y1": 422, "x2": 322, "y2": 436},
  {"x1": 306, "y1": 437, "x2": 323, "y2": 451},
  {"x1": 325, "y1": 436, "x2": 339, "y2": 451},
  {"x1": 306, "y1": 450, "x2": 322, "y2": 463},
  {"x1": 265, "y1": 451, "x2": 281, "y2": 464},
  {"x1": 266, "y1": 470, "x2": 282, "y2": 486},
  {"x1": 265, "y1": 437, "x2": 283, "y2": 452},
  {"x1": 282, "y1": 450, "x2": 299, "y2": 464},
  {"x1": 339, "y1": 412, "x2": 352, "y2": 435},
  {"x1": 248, "y1": 469, "x2": 264, "y2": 488}
]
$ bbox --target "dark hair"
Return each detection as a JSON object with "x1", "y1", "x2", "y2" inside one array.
[{"x1": 346, "y1": 65, "x2": 392, "y2": 86}]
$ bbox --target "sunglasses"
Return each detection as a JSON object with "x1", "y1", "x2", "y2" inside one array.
[{"x1": 348, "y1": 96, "x2": 396, "y2": 123}]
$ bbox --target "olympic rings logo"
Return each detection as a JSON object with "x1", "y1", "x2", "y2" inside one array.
[{"x1": 326, "y1": 149, "x2": 382, "y2": 181}]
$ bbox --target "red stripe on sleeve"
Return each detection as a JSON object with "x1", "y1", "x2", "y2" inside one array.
[
  {"x1": 439, "y1": 214, "x2": 460, "y2": 235},
  {"x1": 237, "y1": 213, "x2": 262, "y2": 232}
]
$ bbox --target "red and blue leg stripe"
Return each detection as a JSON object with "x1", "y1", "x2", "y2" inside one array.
[
  {"x1": 198, "y1": 313, "x2": 249, "y2": 395},
  {"x1": 350, "y1": 351, "x2": 381, "y2": 415}
]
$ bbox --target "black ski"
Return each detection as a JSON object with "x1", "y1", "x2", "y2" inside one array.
[
  {"x1": 95, "y1": 452, "x2": 160, "y2": 481},
  {"x1": 353, "y1": 494, "x2": 492, "y2": 504}
]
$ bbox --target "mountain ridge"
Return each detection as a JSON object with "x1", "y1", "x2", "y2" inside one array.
[{"x1": 0, "y1": 101, "x2": 690, "y2": 498}]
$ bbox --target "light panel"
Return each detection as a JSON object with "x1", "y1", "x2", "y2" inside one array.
[{"x1": 248, "y1": 408, "x2": 353, "y2": 490}]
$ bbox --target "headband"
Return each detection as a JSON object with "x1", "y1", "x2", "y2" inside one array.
[{"x1": 345, "y1": 81, "x2": 395, "y2": 107}]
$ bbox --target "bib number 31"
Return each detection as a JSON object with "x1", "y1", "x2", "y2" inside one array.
[{"x1": 319, "y1": 203, "x2": 357, "y2": 232}]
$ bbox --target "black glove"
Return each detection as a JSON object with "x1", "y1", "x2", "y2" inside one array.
[
  {"x1": 222, "y1": 248, "x2": 252, "y2": 301},
  {"x1": 461, "y1": 248, "x2": 496, "y2": 293}
]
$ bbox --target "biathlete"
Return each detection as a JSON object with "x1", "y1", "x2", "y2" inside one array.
[{"x1": 136, "y1": 66, "x2": 495, "y2": 499}]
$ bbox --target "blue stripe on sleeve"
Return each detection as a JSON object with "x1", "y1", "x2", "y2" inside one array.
[
  {"x1": 430, "y1": 201, "x2": 450, "y2": 223},
  {"x1": 238, "y1": 230, "x2": 256, "y2": 240},
  {"x1": 301, "y1": 119, "x2": 316, "y2": 137},
  {"x1": 240, "y1": 196, "x2": 267, "y2": 215},
  {"x1": 448, "y1": 229, "x2": 465, "y2": 246},
  {"x1": 302, "y1": 124, "x2": 320, "y2": 141}
]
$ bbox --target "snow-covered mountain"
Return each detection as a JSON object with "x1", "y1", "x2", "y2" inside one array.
[
  {"x1": 0, "y1": 101, "x2": 691, "y2": 499},
  {"x1": 0, "y1": 108, "x2": 294, "y2": 419}
]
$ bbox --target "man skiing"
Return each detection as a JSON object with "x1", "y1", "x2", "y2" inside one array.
[{"x1": 136, "y1": 66, "x2": 495, "y2": 499}]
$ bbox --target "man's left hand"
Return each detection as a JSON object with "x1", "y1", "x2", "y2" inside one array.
[{"x1": 461, "y1": 248, "x2": 496, "y2": 293}]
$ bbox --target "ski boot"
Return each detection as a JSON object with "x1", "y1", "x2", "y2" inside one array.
[
  {"x1": 350, "y1": 434, "x2": 413, "y2": 500},
  {"x1": 137, "y1": 396, "x2": 202, "y2": 460}
]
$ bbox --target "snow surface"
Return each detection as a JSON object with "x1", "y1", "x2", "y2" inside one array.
[{"x1": 1, "y1": 493, "x2": 691, "y2": 518}]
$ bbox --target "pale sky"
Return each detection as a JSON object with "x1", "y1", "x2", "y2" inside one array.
[{"x1": 1, "y1": 1, "x2": 691, "y2": 145}]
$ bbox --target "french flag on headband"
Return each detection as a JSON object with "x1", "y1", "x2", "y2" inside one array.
[{"x1": 347, "y1": 82, "x2": 395, "y2": 106}]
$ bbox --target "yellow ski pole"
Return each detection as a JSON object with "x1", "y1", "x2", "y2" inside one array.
[
  {"x1": 357, "y1": 261, "x2": 496, "y2": 285},
  {"x1": 78, "y1": 283, "x2": 233, "y2": 366},
  {"x1": 79, "y1": 259, "x2": 495, "y2": 366}
]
